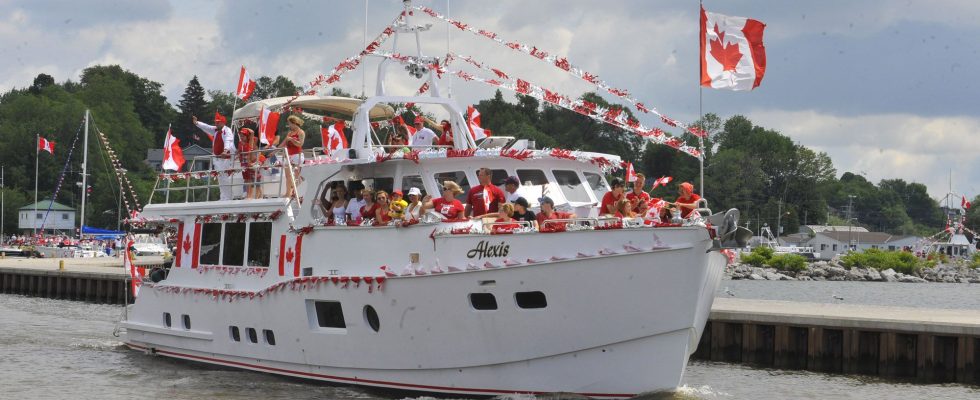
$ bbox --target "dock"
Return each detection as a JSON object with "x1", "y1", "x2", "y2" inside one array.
[
  {"x1": 0, "y1": 256, "x2": 163, "y2": 304},
  {"x1": 694, "y1": 298, "x2": 980, "y2": 385}
]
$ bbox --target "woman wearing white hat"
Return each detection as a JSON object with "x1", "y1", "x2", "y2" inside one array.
[{"x1": 404, "y1": 187, "x2": 425, "y2": 221}]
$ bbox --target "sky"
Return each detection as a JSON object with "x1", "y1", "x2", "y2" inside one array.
[{"x1": 1, "y1": 0, "x2": 977, "y2": 200}]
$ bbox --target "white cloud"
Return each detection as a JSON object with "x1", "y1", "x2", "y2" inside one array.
[{"x1": 751, "y1": 109, "x2": 980, "y2": 198}]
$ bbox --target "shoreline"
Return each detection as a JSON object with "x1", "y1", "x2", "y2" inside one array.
[{"x1": 727, "y1": 259, "x2": 980, "y2": 283}]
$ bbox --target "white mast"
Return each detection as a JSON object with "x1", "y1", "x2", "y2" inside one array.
[
  {"x1": 33, "y1": 134, "x2": 39, "y2": 237},
  {"x1": 80, "y1": 109, "x2": 89, "y2": 237}
]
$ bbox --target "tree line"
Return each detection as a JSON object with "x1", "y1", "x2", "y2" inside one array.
[{"x1": 0, "y1": 65, "x2": 975, "y2": 238}]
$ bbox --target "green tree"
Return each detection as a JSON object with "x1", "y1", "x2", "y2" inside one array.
[{"x1": 175, "y1": 76, "x2": 210, "y2": 147}]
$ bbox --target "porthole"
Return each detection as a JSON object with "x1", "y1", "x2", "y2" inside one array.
[
  {"x1": 182, "y1": 314, "x2": 192, "y2": 330},
  {"x1": 246, "y1": 327, "x2": 258, "y2": 343},
  {"x1": 364, "y1": 305, "x2": 380, "y2": 332},
  {"x1": 163, "y1": 312, "x2": 172, "y2": 328},
  {"x1": 229, "y1": 326, "x2": 241, "y2": 342},
  {"x1": 263, "y1": 329, "x2": 276, "y2": 345},
  {"x1": 515, "y1": 291, "x2": 547, "y2": 309},
  {"x1": 469, "y1": 293, "x2": 498, "y2": 310}
]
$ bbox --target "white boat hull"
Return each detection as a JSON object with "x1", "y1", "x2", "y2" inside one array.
[{"x1": 124, "y1": 227, "x2": 726, "y2": 398}]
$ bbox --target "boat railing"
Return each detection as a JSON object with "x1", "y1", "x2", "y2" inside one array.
[
  {"x1": 150, "y1": 147, "x2": 299, "y2": 205},
  {"x1": 481, "y1": 220, "x2": 535, "y2": 234}
]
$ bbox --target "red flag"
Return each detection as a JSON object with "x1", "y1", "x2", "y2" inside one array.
[
  {"x1": 320, "y1": 121, "x2": 348, "y2": 153},
  {"x1": 124, "y1": 240, "x2": 144, "y2": 297},
  {"x1": 700, "y1": 6, "x2": 766, "y2": 90},
  {"x1": 258, "y1": 106, "x2": 280, "y2": 146},
  {"x1": 161, "y1": 128, "x2": 185, "y2": 171},
  {"x1": 467, "y1": 105, "x2": 489, "y2": 141},
  {"x1": 963, "y1": 196, "x2": 972, "y2": 210},
  {"x1": 38, "y1": 136, "x2": 55, "y2": 154},
  {"x1": 236, "y1": 66, "x2": 256, "y2": 101},
  {"x1": 624, "y1": 162, "x2": 637, "y2": 182},
  {"x1": 651, "y1": 176, "x2": 673, "y2": 190}
]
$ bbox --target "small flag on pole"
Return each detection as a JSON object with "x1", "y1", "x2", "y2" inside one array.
[
  {"x1": 236, "y1": 66, "x2": 256, "y2": 101},
  {"x1": 161, "y1": 128, "x2": 185, "y2": 171},
  {"x1": 38, "y1": 136, "x2": 55, "y2": 154},
  {"x1": 467, "y1": 105, "x2": 490, "y2": 140}
]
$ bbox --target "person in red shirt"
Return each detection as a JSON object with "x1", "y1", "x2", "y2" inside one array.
[
  {"x1": 625, "y1": 173, "x2": 651, "y2": 213},
  {"x1": 373, "y1": 190, "x2": 393, "y2": 225},
  {"x1": 424, "y1": 181, "x2": 466, "y2": 221},
  {"x1": 536, "y1": 196, "x2": 572, "y2": 232},
  {"x1": 438, "y1": 120, "x2": 454, "y2": 147},
  {"x1": 465, "y1": 167, "x2": 506, "y2": 217},
  {"x1": 358, "y1": 189, "x2": 379, "y2": 223},
  {"x1": 601, "y1": 178, "x2": 626, "y2": 216},
  {"x1": 669, "y1": 182, "x2": 702, "y2": 218},
  {"x1": 614, "y1": 198, "x2": 635, "y2": 219},
  {"x1": 491, "y1": 203, "x2": 520, "y2": 234}
]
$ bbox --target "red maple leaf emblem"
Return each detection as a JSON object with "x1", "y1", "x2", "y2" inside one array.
[
  {"x1": 182, "y1": 234, "x2": 191, "y2": 254},
  {"x1": 285, "y1": 247, "x2": 294, "y2": 263},
  {"x1": 330, "y1": 136, "x2": 340, "y2": 150},
  {"x1": 709, "y1": 24, "x2": 742, "y2": 72}
]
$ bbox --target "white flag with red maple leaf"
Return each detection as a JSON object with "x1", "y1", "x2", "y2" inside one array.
[
  {"x1": 466, "y1": 105, "x2": 490, "y2": 141},
  {"x1": 161, "y1": 128, "x2": 185, "y2": 171},
  {"x1": 320, "y1": 120, "x2": 348, "y2": 153},
  {"x1": 700, "y1": 6, "x2": 767, "y2": 91},
  {"x1": 236, "y1": 66, "x2": 256, "y2": 100}
]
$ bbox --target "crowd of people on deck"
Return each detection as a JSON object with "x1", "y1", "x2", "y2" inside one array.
[
  {"x1": 315, "y1": 166, "x2": 702, "y2": 233},
  {"x1": 191, "y1": 112, "x2": 461, "y2": 201}
]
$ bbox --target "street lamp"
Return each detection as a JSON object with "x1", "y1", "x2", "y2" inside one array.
[{"x1": 847, "y1": 195, "x2": 857, "y2": 250}]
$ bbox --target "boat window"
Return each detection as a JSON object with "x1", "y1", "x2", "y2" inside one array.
[
  {"x1": 515, "y1": 291, "x2": 548, "y2": 309},
  {"x1": 469, "y1": 293, "x2": 498, "y2": 310},
  {"x1": 163, "y1": 312, "x2": 172, "y2": 328},
  {"x1": 554, "y1": 170, "x2": 592, "y2": 203},
  {"x1": 263, "y1": 329, "x2": 276, "y2": 345},
  {"x1": 584, "y1": 172, "x2": 609, "y2": 199},
  {"x1": 516, "y1": 169, "x2": 548, "y2": 186},
  {"x1": 246, "y1": 327, "x2": 258, "y2": 343},
  {"x1": 229, "y1": 326, "x2": 241, "y2": 342},
  {"x1": 247, "y1": 222, "x2": 272, "y2": 267},
  {"x1": 182, "y1": 314, "x2": 192, "y2": 330},
  {"x1": 199, "y1": 223, "x2": 222, "y2": 265},
  {"x1": 314, "y1": 301, "x2": 347, "y2": 328},
  {"x1": 477, "y1": 169, "x2": 509, "y2": 186},
  {"x1": 222, "y1": 223, "x2": 246, "y2": 266},
  {"x1": 361, "y1": 177, "x2": 394, "y2": 194},
  {"x1": 401, "y1": 175, "x2": 425, "y2": 197},
  {"x1": 434, "y1": 171, "x2": 470, "y2": 201},
  {"x1": 364, "y1": 305, "x2": 380, "y2": 332}
]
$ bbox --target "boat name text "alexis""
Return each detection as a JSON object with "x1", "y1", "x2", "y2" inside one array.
[{"x1": 467, "y1": 240, "x2": 510, "y2": 259}]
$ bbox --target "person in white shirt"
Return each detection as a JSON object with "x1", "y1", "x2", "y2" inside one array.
[
  {"x1": 409, "y1": 116, "x2": 438, "y2": 147},
  {"x1": 503, "y1": 175, "x2": 522, "y2": 203},
  {"x1": 345, "y1": 187, "x2": 367, "y2": 222},
  {"x1": 193, "y1": 112, "x2": 238, "y2": 200}
]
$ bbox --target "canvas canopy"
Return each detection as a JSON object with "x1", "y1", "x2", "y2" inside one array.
[{"x1": 233, "y1": 95, "x2": 395, "y2": 121}]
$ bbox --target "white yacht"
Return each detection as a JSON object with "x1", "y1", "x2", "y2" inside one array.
[{"x1": 121, "y1": 3, "x2": 743, "y2": 398}]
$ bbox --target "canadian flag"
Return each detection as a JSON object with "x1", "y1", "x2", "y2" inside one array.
[
  {"x1": 700, "y1": 6, "x2": 767, "y2": 91},
  {"x1": 467, "y1": 105, "x2": 490, "y2": 141},
  {"x1": 258, "y1": 106, "x2": 280, "y2": 146},
  {"x1": 624, "y1": 162, "x2": 637, "y2": 182},
  {"x1": 38, "y1": 136, "x2": 55, "y2": 154},
  {"x1": 321, "y1": 120, "x2": 348, "y2": 153},
  {"x1": 963, "y1": 196, "x2": 972, "y2": 210},
  {"x1": 236, "y1": 66, "x2": 256, "y2": 100},
  {"x1": 174, "y1": 222, "x2": 201, "y2": 269},
  {"x1": 161, "y1": 128, "x2": 185, "y2": 171},
  {"x1": 651, "y1": 176, "x2": 673, "y2": 190},
  {"x1": 278, "y1": 234, "x2": 303, "y2": 277},
  {"x1": 124, "y1": 239, "x2": 146, "y2": 297}
]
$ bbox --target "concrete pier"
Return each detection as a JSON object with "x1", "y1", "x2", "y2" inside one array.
[
  {"x1": 0, "y1": 256, "x2": 163, "y2": 304},
  {"x1": 694, "y1": 298, "x2": 980, "y2": 385}
]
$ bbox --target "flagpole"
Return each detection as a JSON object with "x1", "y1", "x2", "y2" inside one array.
[
  {"x1": 34, "y1": 134, "x2": 39, "y2": 237},
  {"x1": 80, "y1": 109, "x2": 89, "y2": 239},
  {"x1": 697, "y1": 0, "x2": 705, "y2": 199}
]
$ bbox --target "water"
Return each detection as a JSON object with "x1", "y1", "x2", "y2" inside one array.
[{"x1": 1, "y1": 285, "x2": 978, "y2": 400}]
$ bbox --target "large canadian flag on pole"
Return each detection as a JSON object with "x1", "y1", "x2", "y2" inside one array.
[
  {"x1": 161, "y1": 128, "x2": 185, "y2": 171},
  {"x1": 700, "y1": 6, "x2": 767, "y2": 91},
  {"x1": 257, "y1": 106, "x2": 280, "y2": 146},
  {"x1": 38, "y1": 136, "x2": 55, "y2": 154},
  {"x1": 236, "y1": 66, "x2": 256, "y2": 100}
]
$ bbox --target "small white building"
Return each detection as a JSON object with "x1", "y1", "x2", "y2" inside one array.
[
  {"x1": 805, "y1": 231, "x2": 921, "y2": 260},
  {"x1": 19, "y1": 200, "x2": 76, "y2": 234}
]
